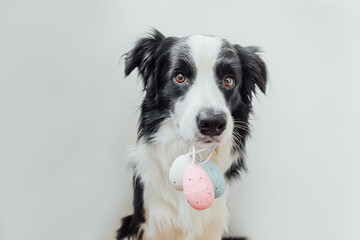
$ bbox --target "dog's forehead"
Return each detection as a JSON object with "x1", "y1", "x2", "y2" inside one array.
[{"x1": 186, "y1": 35, "x2": 223, "y2": 75}]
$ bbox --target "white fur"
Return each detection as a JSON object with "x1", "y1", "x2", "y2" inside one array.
[
  {"x1": 130, "y1": 35, "x2": 238, "y2": 240},
  {"x1": 131, "y1": 120, "x2": 236, "y2": 240}
]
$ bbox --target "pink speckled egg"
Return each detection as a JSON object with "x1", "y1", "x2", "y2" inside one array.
[{"x1": 183, "y1": 164, "x2": 215, "y2": 210}]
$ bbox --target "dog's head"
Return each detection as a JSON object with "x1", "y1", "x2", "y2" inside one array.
[{"x1": 124, "y1": 29, "x2": 267, "y2": 151}]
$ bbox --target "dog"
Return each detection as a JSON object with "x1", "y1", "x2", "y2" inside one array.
[{"x1": 117, "y1": 29, "x2": 267, "y2": 240}]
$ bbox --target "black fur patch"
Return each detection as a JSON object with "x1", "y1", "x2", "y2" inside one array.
[
  {"x1": 215, "y1": 41, "x2": 268, "y2": 181},
  {"x1": 123, "y1": 29, "x2": 198, "y2": 143},
  {"x1": 116, "y1": 176, "x2": 145, "y2": 240}
]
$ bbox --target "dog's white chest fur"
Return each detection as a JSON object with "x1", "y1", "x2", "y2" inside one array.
[{"x1": 130, "y1": 120, "x2": 235, "y2": 240}]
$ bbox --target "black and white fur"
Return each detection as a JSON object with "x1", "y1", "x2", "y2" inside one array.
[{"x1": 117, "y1": 29, "x2": 267, "y2": 240}]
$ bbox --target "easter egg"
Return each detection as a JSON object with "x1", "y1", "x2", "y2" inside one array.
[
  {"x1": 183, "y1": 164, "x2": 215, "y2": 210},
  {"x1": 199, "y1": 161, "x2": 226, "y2": 198},
  {"x1": 169, "y1": 154, "x2": 192, "y2": 190}
]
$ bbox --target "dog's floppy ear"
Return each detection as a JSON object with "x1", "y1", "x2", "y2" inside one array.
[
  {"x1": 234, "y1": 45, "x2": 268, "y2": 105},
  {"x1": 124, "y1": 29, "x2": 165, "y2": 88}
]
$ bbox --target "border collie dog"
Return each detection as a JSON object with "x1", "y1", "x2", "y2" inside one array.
[{"x1": 117, "y1": 29, "x2": 267, "y2": 240}]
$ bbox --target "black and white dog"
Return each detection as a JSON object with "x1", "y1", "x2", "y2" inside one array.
[{"x1": 117, "y1": 29, "x2": 267, "y2": 240}]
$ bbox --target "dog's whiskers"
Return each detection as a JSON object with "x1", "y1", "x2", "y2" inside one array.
[
  {"x1": 232, "y1": 133, "x2": 246, "y2": 150},
  {"x1": 233, "y1": 126, "x2": 250, "y2": 134}
]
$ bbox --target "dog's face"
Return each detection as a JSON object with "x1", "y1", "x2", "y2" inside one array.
[{"x1": 124, "y1": 29, "x2": 267, "y2": 150}]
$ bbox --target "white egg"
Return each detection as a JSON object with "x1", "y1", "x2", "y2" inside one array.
[{"x1": 169, "y1": 154, "x2": 192, "y2": 191}]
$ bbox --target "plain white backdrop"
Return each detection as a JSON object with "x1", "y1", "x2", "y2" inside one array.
[{"x1": 1, "y1": 0, "x2": 359, "y2": 240}]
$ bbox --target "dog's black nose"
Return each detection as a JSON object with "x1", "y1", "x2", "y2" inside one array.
[{"x1": 197, "y1": 109, "x2": 227, "y2": 136}]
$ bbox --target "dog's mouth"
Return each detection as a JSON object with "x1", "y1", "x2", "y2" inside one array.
[{"x1": 194, "y1": 134, "x2": 221, "y2": 146}]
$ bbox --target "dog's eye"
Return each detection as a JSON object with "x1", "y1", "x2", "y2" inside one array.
[
  {"x1": 174, "y1": 73, "x2": 186, "y2": 83},
  {"x1": 223, "y1": 76, "x2": 235, "y2": 89}
]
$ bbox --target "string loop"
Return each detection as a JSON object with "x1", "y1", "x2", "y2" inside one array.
[{"x1": 188, "y1": 144, "x2": 217, "y2": 165}]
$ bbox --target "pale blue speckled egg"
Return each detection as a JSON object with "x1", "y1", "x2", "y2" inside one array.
[{"x1": 199, "y1": 160, "x2": 226, "y2": 198}]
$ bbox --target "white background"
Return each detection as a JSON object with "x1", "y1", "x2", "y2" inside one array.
[{"x1": 1, "y1": 0, "x2": 359, "y2": 240}]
